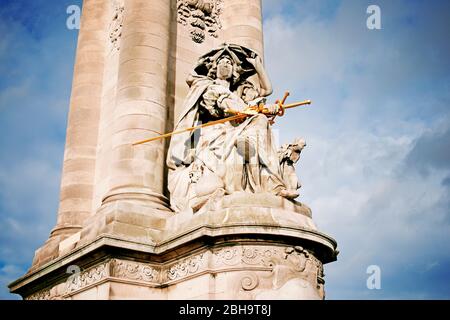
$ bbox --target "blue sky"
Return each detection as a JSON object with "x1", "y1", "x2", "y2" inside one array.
[{"x1": 0, "y1": 0, "x2": 449, "y2": 299}]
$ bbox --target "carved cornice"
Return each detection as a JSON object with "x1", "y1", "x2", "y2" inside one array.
[
  {"x1": 26, "y1": 245, "x2": 324, "y2": 299},
  {"x1": 111, "y1": 259, "x2": 159, "y2": 282},
  {"x1": 66, "y1": 262, "x2": 109, "y2": 293},
  {"x1": 26, "y1": 289, "x2": 51, "y2": 300},
  {"x1": 167, "y1": 253, "x2": 207, "y2": 281}
]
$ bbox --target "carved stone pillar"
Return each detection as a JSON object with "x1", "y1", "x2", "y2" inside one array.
[
  {"x1": 31, "y1": 0, "x2": 109, "y2": 269},
  {"x1": 221, "y1": 0, "x2": 264, "y2": 56},
  {"x1": 53, "y1": 0, "x2": 109, "y2": 237},
  {"x1": 70, "y1": 0, "x2": 174, "y2": 248},
  {"x1": 101, "y1": 0, "x2": 172, "y2": 209}
]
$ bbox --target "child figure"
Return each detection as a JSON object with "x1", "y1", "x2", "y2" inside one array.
[
  {"x1": 237, "y1": 80, "x2": 267, "y2": 107},
  {"x1": 278, "y1": 138, "x2": 307, "y2": 198}
]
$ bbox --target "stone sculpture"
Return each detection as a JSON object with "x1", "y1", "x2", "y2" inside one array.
[
  {"x1": 279, "y1": 138, "x2": 307, "y2": 199},
  {"x1": 166, "y1": 43, "x2": 303, "y2": 212}
]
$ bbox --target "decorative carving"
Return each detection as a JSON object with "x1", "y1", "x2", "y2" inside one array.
[
  {"x1": 32, "y1": 246, "x2": 324, "y2": 298},
  {"x1": 213, "y1": 247, "x2": 239, "y2": 266},
  {"x1": 177, "y1": 0, "x2": 223, "y2": 43},
  {"x1": 213, "y1": 246, "x2": 280, "y2": 268},
  {"x1": 109, "y1": 0, "x2": 125, "y2": 51},
  {"x1": 66, "y1": 262, "x2": 108, "y2": 293},
  {"x1": 284, "y1": 246, "x2": 324, "y2": 287},
  {"x1": 284, "y1": 246, "x2": 308, "y2": 272},
  {"x1": 27, "y1": 289, "x2": 51, "y2": 300},
  {"x1": 167, "y1": 253, "x2": 206, "y2": 281},
  {"x1": 241, "y1": 247, "x2": 278, "y2": 267},
  {"x1": 213, "y1": 245, "x2": 324, "y2": 295},
  {"x1": 62, "y1": 259, "x2": 161, "y2": 295},
  {"x1": 240, "y1": 272, "x2": 259, "y2": 291},
  {"x1": 111, "y1": 259, "x2": 159, "y2": 282},
  {"x1": 27, "y1": 287, "x2": 64, "y2": 300}
]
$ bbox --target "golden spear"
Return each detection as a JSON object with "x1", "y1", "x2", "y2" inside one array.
[{"x1": 132, "y1": 91, "x2": 311, "y2": 146}]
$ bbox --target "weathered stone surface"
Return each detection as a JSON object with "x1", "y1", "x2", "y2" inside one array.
[{"x1": 20, "y1": 242, "x2": 329, "y2": 300}]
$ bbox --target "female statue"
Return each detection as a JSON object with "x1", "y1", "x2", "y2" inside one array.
[{"x1": 166, "y1": 43, "x2": 297, "y2": 212}]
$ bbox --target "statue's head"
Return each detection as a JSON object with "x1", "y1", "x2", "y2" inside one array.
[
  {"x1": 279, "y1": 138, "x2": 306, "y2": 163},
  {"x1": 215, "y1": 55, "x2": 235, "y2": 80},
  {"x1": 205, "y1": 52, "x2": 243, "y2": 85},
  {"x1": 290, "y1": 138, "x2": 306, "y2": 162},
  {"x1": 293, "y1": 138, "x2": 306, "y2": 150}
]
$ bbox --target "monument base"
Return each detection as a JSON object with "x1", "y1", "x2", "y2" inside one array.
[{"x1": 9, "y1": 193, "x2": 337, "y2": 300}]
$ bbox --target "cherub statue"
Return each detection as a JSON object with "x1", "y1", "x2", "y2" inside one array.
[
  {"x1": 236, "y1": 79, "x2": 267, "y2": 107},
  {"x1": 278, "y1": 138, "x2": 307, "y2": 199}
]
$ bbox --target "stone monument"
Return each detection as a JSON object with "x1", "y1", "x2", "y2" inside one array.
[{"x1": 9, "y1": 0, "x2": 338, "y2": 300}]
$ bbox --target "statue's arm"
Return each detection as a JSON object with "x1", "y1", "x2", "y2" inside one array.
[
  {"x1": 201, "y1": 84, "x2": 247, "y2": 117},
  {"x1": 218, "y1": 95, "x2": 247, "y2": 114},
  {"x1": 247, "y1": 55, "x2": 273, "y2": 97},
  {"x1": 200, "y1": 89, "x2": 223, "y2": 118}
]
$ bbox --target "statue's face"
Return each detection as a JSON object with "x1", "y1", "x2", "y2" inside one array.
[
  {"x1": 290, "y1": 150, "x2": 301, "y2": 162},
  {"x1": 216, "y1": 56, "x2": 233, "y2": 80}
]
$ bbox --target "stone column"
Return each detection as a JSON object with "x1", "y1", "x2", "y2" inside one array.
[
  {"x1": 51, "y1": 0, "x2": 108, "y2": 239},
  {"x1": 102, "y1": 0, "x2": 172, "y2": 210},
  {"x1": 221, "y1": 0, "x2": 264, "y2": 56},
  {"x1": 31, "y1": 0, "x2": 108, "y2": 269}
]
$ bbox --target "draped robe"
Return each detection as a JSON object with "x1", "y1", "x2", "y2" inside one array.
[{"x1": 166, "y1": 74, "x2": 287, "y2": 212}]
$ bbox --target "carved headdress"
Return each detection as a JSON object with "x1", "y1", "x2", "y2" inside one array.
[{"x1": 193, "y1": 43, "x2": 259, "y2": 85}]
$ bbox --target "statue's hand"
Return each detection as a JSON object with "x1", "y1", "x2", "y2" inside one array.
[
  {"x1": 242, "y1": 107, "x2": 258, "y2": 115},
  {"x1": 246, "y1": 55, "x2": 263, "y2": 68},
  {"x1": 266, "y1": 104, "x2": 279, "y2": 115}
]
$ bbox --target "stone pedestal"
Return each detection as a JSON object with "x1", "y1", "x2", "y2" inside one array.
[{"x1": 10, "y1": 194, "x2": 337, "y2": 300}]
